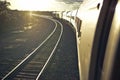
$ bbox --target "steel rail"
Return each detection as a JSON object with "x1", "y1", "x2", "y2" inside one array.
[
  {"x1": 2, "y1": 15, "x2": 58, "y2": 80},
  {"x1": 36, "y1": 19, "x2": 63, "y2": 80}
]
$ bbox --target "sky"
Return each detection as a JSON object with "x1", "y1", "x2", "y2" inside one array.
[{"x1": 6, "y1": 0, "x2": 83, "y2": 11}]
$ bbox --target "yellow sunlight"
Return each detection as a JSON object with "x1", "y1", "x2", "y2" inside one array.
[{"x1": 9, "y1": 0, "x2": 55, "y2": 11}]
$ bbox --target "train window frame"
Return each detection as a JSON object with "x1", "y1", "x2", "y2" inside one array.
[{"x1": 88, "y1": 0, "x2": 118, "y2": 80}]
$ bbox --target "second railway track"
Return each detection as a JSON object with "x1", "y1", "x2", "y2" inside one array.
[{"x1": 1, "y1": 15, "x2": 63, "y2": 80}]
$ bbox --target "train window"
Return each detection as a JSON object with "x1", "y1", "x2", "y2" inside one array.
[{"x1": 75, "y1": 17, "x2": 82, "y2": 37}]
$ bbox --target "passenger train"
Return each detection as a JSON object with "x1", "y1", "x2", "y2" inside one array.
[{"x1": 57, "y1": 0, "x2": 120, "y2": 80}]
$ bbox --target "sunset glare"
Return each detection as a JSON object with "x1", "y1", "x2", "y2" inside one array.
[{"x1": 8, "y1": 0, "x2": 57, "y2": 11}]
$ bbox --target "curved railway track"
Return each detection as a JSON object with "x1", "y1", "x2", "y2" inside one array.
[{"x1": 1, "y1": 15, "x2": 63, "y2": 80}]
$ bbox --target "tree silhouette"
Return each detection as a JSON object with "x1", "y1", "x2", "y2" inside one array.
[
  {"x1": 0, "y1": 0, "x2": 11, "y2": 33},
  {"x1": 0, "y1": 0, "x2": 10, "y2": 14},
  {"x1": 0, "y1": 0, "x2": 10, "y2": 11}
]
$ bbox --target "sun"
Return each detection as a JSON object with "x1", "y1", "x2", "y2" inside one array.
[{"x1": 8, "y1": 0, "x2": 55, "y2": 11}]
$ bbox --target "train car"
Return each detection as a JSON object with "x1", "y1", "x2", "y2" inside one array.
[
  {"x1": 61, "y1": 0, "x2": 120, "y2": 80},
  {"x1": 69, "y1": 10, "x2": 78, "y2": 30},
  {"x1": 76, "y1": 0, "x2": 103, "y2": 80}
]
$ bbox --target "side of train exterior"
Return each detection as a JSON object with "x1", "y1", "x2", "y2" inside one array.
[{"x1": 56, "y1": 0, "x2": 120, "y2": 80}]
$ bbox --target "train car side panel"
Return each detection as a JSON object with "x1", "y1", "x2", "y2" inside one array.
[{"x1": 76, "y1": 0, "x2": 103, "y2": 80}]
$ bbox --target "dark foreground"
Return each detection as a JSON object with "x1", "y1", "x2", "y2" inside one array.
[{"x1": 40, "y1": 19, "x2": 80, "y2": 80}]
